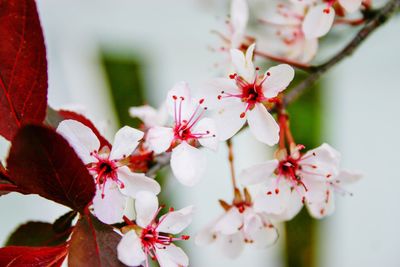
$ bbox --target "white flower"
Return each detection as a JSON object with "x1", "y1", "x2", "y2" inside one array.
[
  {"x1": 229, "y1": 0, "x2": 249, "y2": 49},
  {"x1": 302, "y1": 4, "x2": 335, "y2": 39},
  {"x1": 117, "y1": 191, "x2": 193, "y2": 267},
  {"x1": 57, "y1": 120, "x2": 161, "y2": 224},
  {"x1": 241, "y1": 143, "x2": 360, "y2": 219},
  {"x1": 146, "y1": 82, "x2": 218, "y2": 186},
  {"x1": 195, "y1": 190, "x2": 278, "y2": 258},
  {"x1": 205, "y1": 43, "x2": 294, "y2": 145},
  {"x1": 259, "y1": 2, "x2": 318, "y2": 63}
]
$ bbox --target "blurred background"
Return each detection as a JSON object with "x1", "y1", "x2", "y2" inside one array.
[{"x1": 0, "y1": 0, "x2": 399, "y2": 266}]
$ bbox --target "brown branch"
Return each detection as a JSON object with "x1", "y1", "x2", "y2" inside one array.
[
  {"x1": 283, "y1": 0, "x2": 400, "y2": 106},
  {"x1": 226, "y1": 139, "x2": 238, "y2": 190}
]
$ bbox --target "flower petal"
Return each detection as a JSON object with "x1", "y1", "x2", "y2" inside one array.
[
  {"x1": 201, "y1": 78, "x2": 240, "y2": 110},
  {"x1": 118, "y1": 166, "x2": 161, "y2": 198},
  {"x1": 336, "y1": 169, "x2": 362, "y2": 184},
  {"x1": 117, "y1": 230, "x2": 146, "y2": 266},
  {"x1": 247, "y1": 104, "x2": 280, "y2": 146},
  {"x1": 263, "y1": 64, "x2": 295, "y2": 98},
  {"x1": 250, "y1": 225, "x2": 279, "y2": 249},
  {"x1": 230, "y1": 43, "x2": 255, "y2": 81},
  {"x1": 214, "y1": 208, "x2": 243, "y2": 235},
  {"x1": 302, "y1": 5, "x2": 335, "y2": 39},
  {"x1": 147, "y1": 126, "x2": 174, "y2": 154},
  {"x1": 134, "y1": 190, "x2": 159, "y2": 228},
  {"x1": 110, "y1": 126, "x2": 144, "y2": 160},
  {"x1": 300, "y1": 143, "x2": 341, "y2": 181},
  {"x1": 156, "y1": 244, "x2": 189, "y2": 267},
  {"x1": 129, "y1": 104, "x2": 168, "y2": 127},
  {"x1": 217, "y1": 232, "x2": 244, "y2": 259},
  {"x1": 304, "y1": 180, "x2": 334, "y2": 218},
  {"x1": 57, "y1": 119, "x2": 100, "y2": 164},
  {"x1": 166, "y1": 81, "x2": 195, "y2": 120},
  {"x1": 339, "y1": 0, "x2": 362, "y2": 13},
  {"x1": 214, "y1": 101, "x2": 247, "y2": 141},
  {"x1": 170, "y1": 142, "x2": 206, "y2": 186},
  {"x1": 157, "y1": 205, "x2": 194, "y2": 234},
  {"x1": 230, "y1": 0, "x2": 249, "y2": 48},
  {"x1": 194, "y1": 118, "x2": 219, "y2": 151},
  {"x1": 93, "y1": 182, "x2": 127, "y2": 224},
  {"x1": 240, "y1": 159, "x2": 279, "y2": 186}
]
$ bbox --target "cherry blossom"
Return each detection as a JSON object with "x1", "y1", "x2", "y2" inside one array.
[
  {"x1": 146, "y1": 82, "x2": 218, "y2": 186},
  {"x1": 117, "y1": 191, "x2": 193, "y2": 267},
  {"x1": 241, "y1": 143, "x2": 360, "y2": 219},
  {"x1": 259, "y1": 2, "x2": 318, "y2": 63},
  {"x1": 205, "y1": 43, "x2": 294, "y2": 145},
  {"x1": 57, "y1": 120, "x2": 160, "y2": 224},
  {"x1": 195, "y1": 189, "x2": 278, "y2": 258}
]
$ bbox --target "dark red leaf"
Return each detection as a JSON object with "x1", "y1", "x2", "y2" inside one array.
[
  {"x1": 6, "y1": 221, "x2": 72, "y2": 247},
  {"x1": 68, "y1": 214, "x2": 127, "y2": 267},
  {"x1": 58, "y1": 110, "x2": 111, "y2": 148},
  {"x1": 0, "y1": 245, "x2": 68, "y2": 267},
  {"x1": 7, "y1": 124, "x2": 95, "y2": 211},
  {"x1": 0, "y1": 0, "x2": 48, "y2": 140}
]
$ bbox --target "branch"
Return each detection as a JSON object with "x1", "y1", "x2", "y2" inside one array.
[{"x1": 283, "y1": 0, "x2": 400, "y2": 106}]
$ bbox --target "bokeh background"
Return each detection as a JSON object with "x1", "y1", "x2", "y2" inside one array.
[{"x1": 0, "y1": 0, "x2": 399, "y2": 266}]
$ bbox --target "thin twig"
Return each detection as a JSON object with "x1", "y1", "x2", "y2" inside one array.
[
  {"x1": 226, "y1": 139, "x2": 238, "y2": 190},
  {"x1": 283, "y1": 0, "x2": 400, "y2": 106}
]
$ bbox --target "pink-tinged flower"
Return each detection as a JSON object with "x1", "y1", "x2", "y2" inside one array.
[
  {"x1": 241, "y1": 143, "x2": 360, "y2": 220},
  {"x1": 195, "y1": 190, "x2": 278, "y2": 258},
  {"x1": 117, "y1": 191, "x2": 193, "y2": 267},
  {"x1": 205, "y1": 43, "x2": 294, "y2": 145},
  {"x1": 57, "y1": 120, "x2": 161, "y2": 224},
  {"x1": 146, "y1": 82, "x2": 218, "y2": 186},
  {"x1": 259, "y1": 2, "x2": 318, "y2": 63},
  {"x1": 129, "y1": 104, "x2": 168, "y2": 129}
]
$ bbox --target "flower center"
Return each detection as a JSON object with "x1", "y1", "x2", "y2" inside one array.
[
  {"x1": 218, "y1": 69, "x2": 270, "y2": 118},
  {"x1": 172, "y1": 96, "x2": 214, "y2": 143},
  {"x1": 88, "y1": 150, "x2": 124, "y2": 198}
]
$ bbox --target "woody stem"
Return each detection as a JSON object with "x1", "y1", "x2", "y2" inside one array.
[{"x1": 226, "y1": 139, "x2": 238, "y2": 191}]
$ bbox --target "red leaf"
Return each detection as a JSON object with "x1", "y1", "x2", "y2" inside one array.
[
  {"x1": 7, "y1": 124, "x2": 95, "y2": 212},
  {"x1": 0, "y1": 0, "x2": 48, "y2": 140},
  {"x1": 68, "y1": 214, "x2": 127, "y2": 267},
  {"x1": 0, "y1": 245, "x2": 68, "y2": 267},
  {"x1": 59, "y1": 110, "x2": 111, "y2": 148}
]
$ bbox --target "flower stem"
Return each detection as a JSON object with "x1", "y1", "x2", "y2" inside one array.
[{"x1": 226, "y1": 139, "x2": 238, "y2": 191}]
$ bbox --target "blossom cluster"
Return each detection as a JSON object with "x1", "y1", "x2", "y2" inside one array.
[{"x1": 0, "y1": 0, "x2": 367, "y2": 266}]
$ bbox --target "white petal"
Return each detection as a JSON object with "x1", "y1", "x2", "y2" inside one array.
[
  {"x1": 300, "y1": 143, "x2": 341, "y2": 181},
  {"x1": 214, "y1": 208, "x2": 243, "y2": 235},
  {"x1": 250, "y1": 226, "x2": 279, "y2": 249},
  {"x1": 194, "y1": 118, "x2": 219, "y2": 151},
  {"x1": 56, "y1": 119, "x2": 100, "y2": 164},
  {"x1": 157, "y1": 206, "x2": 194, "y2": 234},
  {"x1": 195, "y1": 223, "x2": 218, "y2": 246},
  {"x1": 302, "y1": 5, "x2": 335, "y2": 39},
  {"x1": 336, "y1": 169, "x2": 362, "y2": 184},
  {"x1": 146, "y1": 126, "x2": 174, "y2": 154},
  {"x1": 214, "y1": 101, "x2": 247, "y2": 141},
  {"x1": 117, "y1": 231, "x2": 146, "y2": 267},
  {"x1": 201, "y1": 78, "x2": 240, "y2": 110},
  {"x1": 93, "y1": 182, "x2": 127, "y2": 224},
  {"x1": 253, "y1": 179, "x2": 293, "y2": 216},
  {"x1": 339, "y1": 0, "x2": 362, "y2": 12},
  {"x1": 242, "y1": 209, "x2": 263, "y2": 236},
  {"x1": 217, "y1": 232, "x2": 244, "y2": 259},
  {"x1": 304, "y1": 179, "x2": 335, "y2": 218},
  {"x1": 230, "y1": 43, "x2": 255, "y2": 81},
  {"x1": 156, "y1": 244, "x2": 189, "y2": 267},
  {"x1": 263, "y1": 64, "x2": 295, "y2": 98},
  {"x1": 247, "y1": 104, "x2": 280, "y2": 146},
  {"x1": 118, "y1": 166, "x2": 161, "y2": 198},
  {"x1": 129, "y1": 105, "x2": 168, "y2": 127},
  {"x1": 301, "y1": 38, "x2": 319, "y2": 63},
  {"x1": 240, "y1": 159, "x2": 279, "y2": 186},
  {"x1": 230, "y1": 0, "x2": 249, "y2": 48},
  {"x1": 110, "y1": 126, "x2": 144, "y2": 160},
  {"x1": 170, "y1": 142, "x2": 206, "y2": 186},
  {"x1": 166, "y1": 81, "x2": 195, "y2": 120},
  {"x1": 134, "y1": 191, "x2": 159, "y2": 228}
]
